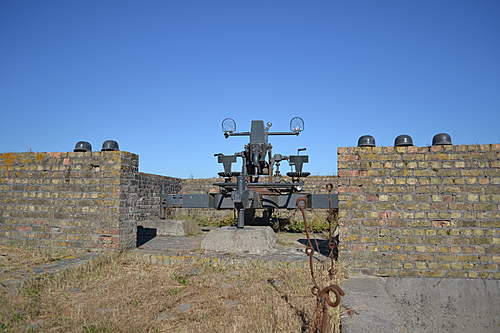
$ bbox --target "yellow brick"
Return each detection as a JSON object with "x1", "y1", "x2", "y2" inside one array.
[
  {"x1": 427, "y1": 246, "x2": 437, "y2": 252},
  {"x1": 407, "y1": 178, "x2": 417, "y2": 185},
  {"x1": 396, "y1": 178, "x2": 406, "y2": 185},
  {"x1": 450, "y1": 263, "x2": 463, "y2": 270},
  {"x1": 415, "y1": 229, "x2": 425, "y2": 236},
  {"x1": 403, "y1": 263, "x2": 414, "y2": 269},
  {"x1": 415, "y1": 262, "x2": 427, "y2": 269},
  {"x1": 379, "y1": 195, "x2": 388, "y2": 201},
  {"x1": 391, "y1": 262, "x2": 403, "y2": 269},
  {"x1": 466, "y1": 177, "x2": 477, "y2": 184},
  {"x1": 419, "y1": 178, "x2": 430, "y2": 185},
  {"x1": 423, "y1": 270, "x2": 445, "y2": 277},
  {"x1": 402, "y1": 194, "x2": 413, "y2": 201},
  {"x1": 432, "y1": 195, "x2": 442, "y2": 202},
  {"x1": 473, "y1": 229, "x2": 484, "y2": 236},
  {"x1": 467, "y1": 194, "x2": 479, "y2": 201},
  {"x1": 439, "y1": 263, "x2": 451, "y2": 270},
  {"x1": 426, "y1": 229, "x2": 436, "y2": 236},
  {"x1": 343, "y1": 234, "x2": 359, "y2": 242},
  {"x1": 447, "y1": 271, "x2": 468, "y2": 278},
  {"x1": 474, "y1": 246, "x2": 486, "y2": 255},
  {"x1": 428, "y1": 262, "x2": 439, "y2": 269},
  {"x1": 416, "y1": 246, "x2": 426, "y2": 252},
  {"x1": 461, "y1": 261, "x2": 475, "y2": 268}
]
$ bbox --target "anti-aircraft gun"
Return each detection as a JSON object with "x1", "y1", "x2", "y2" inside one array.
[{"x1": 161, "y1": 117, "x2": 337, "y2": 228}]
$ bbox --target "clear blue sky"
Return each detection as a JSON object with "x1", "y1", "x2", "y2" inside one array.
[{"x1": 1, "y1": 0, "x2": 499, "y2": 178}]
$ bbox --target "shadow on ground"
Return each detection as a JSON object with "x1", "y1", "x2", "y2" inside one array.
[
  {"x1": 137, "y1": 226, "x2": 157, "y2": 247},
  {"x1": 297, "y1": 238, "x2": 332, "y2": 257}
]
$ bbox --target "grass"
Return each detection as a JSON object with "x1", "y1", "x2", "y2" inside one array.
[
  {"x1": 174, "y1": 212, "x2": 237, "y2": 228},
  {"x1": 175, "y1": 208, "x2": 337, "y2": 233},
  {"x1": 271, "y1": 209, "x2": 336, "y2": 233},
  {"x1": 0, "y1": 242, "x2": 82, "y2": 274},
  {"x1": 0, "y1": 244, "x2": 347, "y2": 333}
]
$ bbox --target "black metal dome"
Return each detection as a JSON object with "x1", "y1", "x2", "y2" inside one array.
[
  {"x1": 73, "y1": 141, "x2": 92, "y2": 152},
  {"x1": 358, "y1": 135, "x2": 376, "y2": 147},
  {"x1": 101, "y1": 140, "x2": 120, "y2": 151},
  {"x1": 432, "y1": 133, "x2": 452, "y2": 146},
  {"x1": 394, "y1": 135, "x2": 414, "y2": 147}
]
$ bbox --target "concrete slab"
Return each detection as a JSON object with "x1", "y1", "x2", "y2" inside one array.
[
  {"x1": 138, "y1": 219, "x2": 201, "y2": 237},
  {"x1": 201, "y1": 226, "x2": 277, "y2": 254},
  {"x1": 341, "y1": 275, "x2": 500, "y2": 333}
]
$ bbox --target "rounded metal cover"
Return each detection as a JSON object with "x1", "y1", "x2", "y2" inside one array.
[
  {"x1": 101, "y1": 140, "x2": 119, "y2": 151},
  {"x1": 74, "y1": 141, "x2": 92, "y2": 152},
  {"x1": 394, "y1": 135, "x2": 414, "y2": 147},
  {"x1": 432, "y1": 133, "x2": 452, "y2": 146},
  {"x1": 222, "y1": 118, "x2": 236, "y2": 133},
  {"x1": 358, "y1": 135, "x2": 376, "y2": 147},
  {"x1": 290, "y1": 116, "x2": 304, "y2": 133}
]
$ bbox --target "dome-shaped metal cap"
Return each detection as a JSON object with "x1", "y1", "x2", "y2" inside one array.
[
  {"x1": 432, "y1": 133, "x2": 452, "y2": 146},
  {"x1": 358, "y1": 135, "x2": 376, "y2": 147},
  {"x1": 74, "y1": 141, "x2": 92, "y2": 152},
  {"x1": 394, "y1": 135, "x2": 414, "y2": 147},
  {"x1": 101, "y1": 140, "x2": 119, "y2": 151}
]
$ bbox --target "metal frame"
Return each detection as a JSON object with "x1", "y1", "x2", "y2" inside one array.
[{"x1": 161, "y1": 118, "x2": 338, "y2": 228}]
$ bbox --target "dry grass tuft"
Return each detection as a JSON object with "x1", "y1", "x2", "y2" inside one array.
[
  {"x1": 0, "y1": 245, "x2": 346, "y2": 332},
  {"x1": 0, "y1": 242, "x2": 82, "y2": 274}
]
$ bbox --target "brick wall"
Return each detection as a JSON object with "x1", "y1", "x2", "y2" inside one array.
[
  {"x1": 136, "y1": 172, "x2": 181, "y2": 222},
  {"x1": 0, "y1": 151, "x2": 180, "y2": 250},
  {"x1": 338, "y1": 144, "x2": 500, "y2": 279}
]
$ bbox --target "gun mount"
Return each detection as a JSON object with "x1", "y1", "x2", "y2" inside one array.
[{"x1": 161, "y1": 117, "x2": 338, "y2": 228}]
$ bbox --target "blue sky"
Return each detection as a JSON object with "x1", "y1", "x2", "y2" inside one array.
[{"x1": 1, "y1": 0, "x2": 499, "y2": 178}]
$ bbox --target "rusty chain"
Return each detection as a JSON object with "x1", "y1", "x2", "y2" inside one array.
[
  {"x1": 296, "y1": 190, "x2": 344, "y2": 333},
  {"x1": 326, "y1": 183, "x2": 339, "y2": 276}
]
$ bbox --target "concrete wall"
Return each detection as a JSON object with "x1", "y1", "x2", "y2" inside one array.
[
  {"x1": 0, "y1": 151, "x2": 180, "y2": 249},
  {"x1": 337, "y1": 144, "x2": 500, "y2": 279}
]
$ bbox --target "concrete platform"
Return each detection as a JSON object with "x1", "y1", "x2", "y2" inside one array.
[
  {"x1": 138, "y1": 219, "x2": 201, "y2": 237},
  {"x1": 133, "y1": 232, "x2": 330, "y2": 263},
  {"x1": 201, "y1": 226, "x2": 277, "y2": 254},
  {"x1": 341, "y1": 275, "x2": 500, "y2": 333}
]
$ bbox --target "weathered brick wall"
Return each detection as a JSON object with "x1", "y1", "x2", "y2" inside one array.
[
  {"x1": 338, "y1": 144, "x2": 500, "y2": 279},
  {"x1": 180, "y1": 177, "x2": 223, "y2": 194},
  {"x1": 136, "y1": 172, "x2": 181, "y2": 222},
  {"x1": 0, "y1": 151, "x2": 181, "y2": 250},
  {"x1": 0, "y1": 151, "x2": 137, "y2": 249}
]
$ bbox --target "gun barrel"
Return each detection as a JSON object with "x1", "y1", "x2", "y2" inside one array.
[{"x1": 267, "y1": 132, "x2": 299, "y2": 136}]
